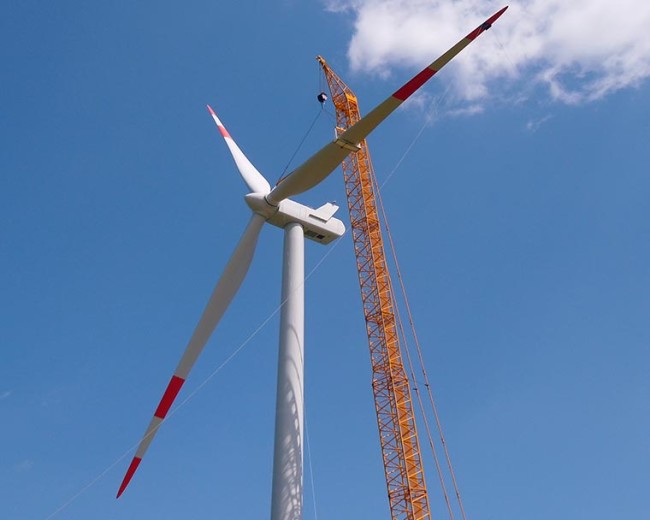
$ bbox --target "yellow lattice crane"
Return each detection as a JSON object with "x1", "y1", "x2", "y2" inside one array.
[
  {"x1": 318, "y1": 55, "x2": 431, "y2": 520},
  {"x1": 317, "y1": 7, "x2": 507, "y2": 518}
]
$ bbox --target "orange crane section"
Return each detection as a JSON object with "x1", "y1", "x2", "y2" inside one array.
[{"x1": 318, "y1": 56, "x2": 431, "y2": 520}]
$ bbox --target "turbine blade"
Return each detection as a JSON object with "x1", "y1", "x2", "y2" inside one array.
[
  {"x1": 266, "y1": 6, "x2": 508, "y2": 205},
  {"x1": 207, "y1": 105, "x2": 271, "y2": 194},
  {"x1": 117, "y1": 213, "x2": 266, "y2": 498}
]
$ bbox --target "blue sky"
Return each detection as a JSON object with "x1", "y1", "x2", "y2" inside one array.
[{"x1": 2, "y1": 1, "x2": 649, "y2": 519}]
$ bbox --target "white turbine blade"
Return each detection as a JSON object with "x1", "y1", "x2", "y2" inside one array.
[
  {"x1": 117, "y1": 213, "x2": 266, "y2": 498},
  {"x1": 207, "y1": 105, "x2": 271, "y2": 194},
  {"x1": 266, "y1": 6, "x2": 508, "y2": 205}
]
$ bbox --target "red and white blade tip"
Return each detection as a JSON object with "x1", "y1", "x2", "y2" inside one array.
[
  {"x1": 116, "y1": 375, "x2": 186, "y2": 498},
  {"x1": 117, "y1": 457, "x2": 142, "y2": 498},
  {"x1": 206, "y1": 104, "x2": 231, "y2": 139}
]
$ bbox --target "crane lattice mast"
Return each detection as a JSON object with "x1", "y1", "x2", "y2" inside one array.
[{"x1": 318, "y1": 56, "x2": 431, "y2": 520}]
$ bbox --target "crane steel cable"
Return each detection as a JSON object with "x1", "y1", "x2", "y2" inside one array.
[
  {"x1": 374, "y1": 175, "x2": 469, "y2": 520},
  {"x1": 378, "y1": 84, "x2": 451, "y2": 191},
  {"x1": 304, "y1": 413, "x2": 320, "y2": 520},
  {"x1": 370, "y1": 169, "x2": 456, "y2": 520},
  {"x1": 277, "y1": 108, "x2": 325, "y2": 185}
]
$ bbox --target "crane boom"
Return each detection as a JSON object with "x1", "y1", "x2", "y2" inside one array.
[
  {"x1": 318, "y1": 56, "x2": 431, "y2": 520},
  {"x1": 317, "y1": 10, "x2": 507, "y2": 518}
]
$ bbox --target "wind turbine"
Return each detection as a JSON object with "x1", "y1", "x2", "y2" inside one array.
[{"x1": 117, "y1": 6, "x2": 508, "y2": 520}]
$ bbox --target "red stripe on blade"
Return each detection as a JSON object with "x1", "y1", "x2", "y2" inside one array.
[
  {"x1": 392, "y1": 67, "x2": 437, "y2": 101},
  {"x1": 154, "y1": 375, "x2": 185, "y2": 419},
  {"x1": 207, "y1": 104, "x2": 231, "y2": 138},
  {"x1": 116, "y1": 456, "x2": 142, "y2": 498}
]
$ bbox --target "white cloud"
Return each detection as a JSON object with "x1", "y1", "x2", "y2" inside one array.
[
  {"x1": 525, "y1": 114, "x2": 553, "y2": 132},
  {"x1": 0, "y1": 390, "x2": 12, "y2": 401},
  {"x1": 325, "y1": 0, "x2": 650, "y2": 108}
]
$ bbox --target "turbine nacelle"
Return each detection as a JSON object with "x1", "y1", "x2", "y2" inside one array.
[{"x1": 245, "y1": 193, "x2": 345, "y2": 245}]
